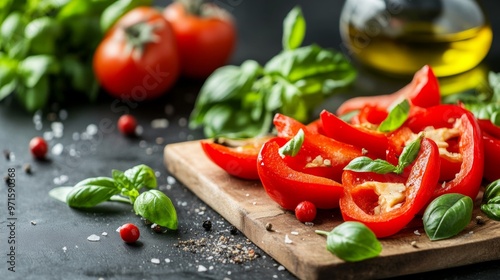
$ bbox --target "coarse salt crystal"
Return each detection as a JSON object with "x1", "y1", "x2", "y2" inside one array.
[
  {"x1": 198, "y1": 265, "x2": 208, "y2": 272},
  {"x1": 165, "y1": 258, "x2": 171, "y2": 263},
  {"x1": 291, "y1": 231, "x2": 299, "y2": 235},
  {"x1": 414, "y1": 230, "x2": 421, "y2": 236},
  {"x1": 167, "y1": 176, "x2": 176, "y2": 185},
  {"x1": 278, "y1": 265, "x2": 286, "y2": 271},
  {"x1": 284, "y1": 234, "x2": 293, "y2": 244},
  {"x1": 102, "y1": 232, "x2": 108, "y2": 236},
  {"x1": 62, "y1": 246, "x2": 67, "y2": 252},
  {"x1": 151, "y1": 118, "x2": 169, "y2": 129},
  {"x1": 87, "y1": 234, "x2": 100, "y2": 242},
  {"x1": 52, "y1": 143, "x2": 64, "y2": 155},
  {"x1": 86, "y1": 124, "x2": 98, "y2": 136},
  {"x1": 151, "y1": 258, "x2": 160, "y2": 264}
]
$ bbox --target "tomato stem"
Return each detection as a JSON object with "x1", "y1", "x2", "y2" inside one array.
[
  {"x1": 177, "y1": 0, "x2": 205, "y2": 16},
  {"x1": 122, "y1": 20, "x2": 161, "y2": 61}
]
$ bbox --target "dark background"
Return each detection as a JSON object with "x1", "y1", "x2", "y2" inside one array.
[{"x1": 1, "y1": 0, "x2": 500, "y2": 279}]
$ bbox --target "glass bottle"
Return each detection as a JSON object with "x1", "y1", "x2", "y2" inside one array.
[{"x1": 339, "y1": 0, "x2": 492, "y2": 77}]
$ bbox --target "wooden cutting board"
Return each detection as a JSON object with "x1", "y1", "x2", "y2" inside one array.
[{"x1": 164, "y1": 140, "x2": 500, "y2": 280}]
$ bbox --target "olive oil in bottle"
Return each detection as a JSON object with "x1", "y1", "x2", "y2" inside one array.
[{"x1": 340, "y1": 0, "x2": 492, "y2": 77}]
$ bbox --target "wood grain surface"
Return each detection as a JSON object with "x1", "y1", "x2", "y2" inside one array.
[{"x1": 164, "y1": 140, "x2": 500, "y2": 280}]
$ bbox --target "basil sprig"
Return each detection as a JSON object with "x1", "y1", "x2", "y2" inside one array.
[
  {"x1": 189, "y1": 6, "x2": 356, "y2": 138},
  {"x1": 278, "y1": 128, "x2": 304, "y2": 157},
  {"x1": 481, "y1": 179, "x2": 500, "y2": 220},
  {"x1": 316, "y1": 222, "x2": 382, "y2": 262},
  {"x1": 423, "y1": 193, "x2": 473, "y2": 241},
  {"x1": 49, "y1": 164, "x2": 177, "y2": 230},
  {"x1": 344, "y1": 134, "x2": 423, "y2": 174},
  {"x1": 378, "y1": 99, "x2": 410, "y2": 132}
]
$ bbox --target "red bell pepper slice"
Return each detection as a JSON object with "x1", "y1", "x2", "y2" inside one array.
[
  {"x1": 200, "y1": 137, "x2": 269, "y2": 180},
  {"x1": 350, "y1": 105, "x2": 388, "y2": 125},
  {"x1": 337, "y1": 65, "x2": 440, "y2": 116},
  {"x1": 273, "y1": 113, "x2": 364, "y2": 182},
  {"x1": 476, "y1": 119, "x2": 500, "y2": 182},
  {"x1": 320, "y1": 109, "x2": 388, "y2": 158},
  {"x1": 406, "y1": 105, "x2": 484, "y2": 200},
  {"x1": 257, "y1": 138, "x2": 345, "y2": 210},
  {"x1": 340, "y1": 138, "x2": 440, "y2": 238}
]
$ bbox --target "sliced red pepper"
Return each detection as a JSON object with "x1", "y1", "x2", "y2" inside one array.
[
  {"x1": 471, "y1": 119, "x2": 500, "y2": 182},
  {"x1": 257, "y1": 138, "x2": 345, "y2": 210},
  {"x1": 482, "y1": 132, "x2": 500, "y2": 182},
  {"x1": 200, "y1": 137, "x2": 269, "y2": 180},
  {"x1": 350, "y1": 105, "x2": 388, "y2": 125},
  {"x1": 406, "y1": 105, "x2": 484, "y2": 200},
  {"x1": 273, "y1": 113, "x2": 364, "y2": 182},
  {"x1": 305, "y1": 118, "x2": 325, "y2": 135},
  {"x1": 320, "y1": 109, "x2": 388, "y2": 159},
  {"x1": 340, "y1": 138, "x2": 440, "y2": 238},
  {"x1": 337, "y1": 65, "x2": 440, "y2": 116}
]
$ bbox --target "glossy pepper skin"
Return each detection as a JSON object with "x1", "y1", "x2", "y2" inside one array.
[
  {"x1": 200, "y1": 139, "x2": 262, "y2": 180},
  {"x1": 477, "y1": 119, "x2": 500, "y2": 182},
  {"x1": 336, "y1": 64, "x2": 440, "y2": 116},
  {"x1": 273, "y1": 113, "x2": 364, "y2": 182},
  {"x1": 257, "y1": 138, "x2": 345, "y2": 210},
  {"x1": 320, "y1": 109, "x2": 388, "y2": 159},
  {"x1": 340, "y1": 138, "x2": 440, "y2": 238},
  {"x1": 406, "y1": 105, "x2": 484, "y2": 200}
]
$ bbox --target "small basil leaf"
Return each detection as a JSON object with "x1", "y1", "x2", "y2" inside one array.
[
  {"x1": 481, "y1": 197, "x2": 500, "y2": 221},
  {"x1": 482, "y1": 179, "x2": 500, "y2": 203},
  {"x1": 395, "y1": 133, "x2": 423, "y2": 174},
  {"x1": 112, "y1": 169, "x2": 133, "y2": 190},
  {"x1": 423, "y1": 193, "x2": 473, "y2": 241},
  {"x1": 133, "y1": 190, "x2": 178, "y2": 230},
  {"x1": 48, "y1": 186, "x2": 74, "y2": 203},
  {"x1": 66, "y1": 177, "x2": 120, "y2": 208},
  {"x1": 25, "y1": 17, "x2": 61, "y2": 54},
  {"x1": 279, "y1": 128, "x2": 305, "y2": 157},
  {"x1": 15, "y1": 76, "x2": 49, "y2": 112},
  {"x1": 282, "y1": 6, "x2": 306, "y2": 51},
  {"x1": 316, "y1": 221, "x2": 382, "y2": 262},
  {"x1": 344, "y1": 156, "x2": 396, "y2": 174},
  {"x1": 18, "y1": 55, "x2": 59, "y2": 88},
  {"x1": 378, "y1": 99, "x2": 410, "y2": 132},
  {"x1": 124, "y1": 164, "x2": 157, "y2": 190}
]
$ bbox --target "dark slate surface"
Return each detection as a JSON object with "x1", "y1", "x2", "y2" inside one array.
[{"x1": 2, "y1": 0, "x2": 500, "y2": 279}]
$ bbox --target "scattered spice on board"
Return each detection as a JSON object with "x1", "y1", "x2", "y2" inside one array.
[{"x1": 176, "y1": 235, "x2": 260, "y2": 264}]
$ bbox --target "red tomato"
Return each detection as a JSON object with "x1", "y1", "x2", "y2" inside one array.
[
  {"x1": 295, "y1": 201, "x2": 317, "y2": 223},
  {"x1": 118, "y1": 114, "x2": 137, "y2": 136},
  {"x1": 119, "y1": 223, "x2": 140, "y2": 243},
  {"x1": 163, "y1": 2, "x2": 236, "y2": 79},
  {"x1": 93, "y1": 7, "x2": 180, "y2": 100},
  {"x1": 29, "y1": 136, "x2": 48, "y2": 159}
]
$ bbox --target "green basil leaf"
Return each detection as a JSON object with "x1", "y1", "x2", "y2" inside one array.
[
  {"x1": 124, "y1": 164, "x2": 157, "y2": 190},
  {"x1": 316, "y1": 221, "x2": 382, "y2": 262},
  {"x1": 0, "y1": 56, "x2": 19, "y2": 100},
  {"x1": 202, "y1": 103, "x2": 272, "y2": 138},
  {"x1": 395, "y1": 133, "x2": 423, "y2": 174},
  {"x1": 344, "y1": 156, "x2": 396, "y2": 174},
  {"x1": 1, "y1": 12, "x2": 29, "y2": 59},
  {"x1": 112, "y1": 169, "x2": 134, "y2": 190},
  {"x1": 482, "y1": 179, "x2": 500, "y2": 203},
  {"x1": 378, "y1": 99, "x2": 410, "y2": 132},
  {"x1": 481, "y1": 197, "x2": 500, "y2": 221},
  {"x1": 279, "y1": 128, "x2": 305, "y2": 157},
  {"x1": 15, "y1": 76, "x2": 49, "y2": 112},
  {"x1": 133, "y1": 190, "x2": 178, "y2": 230},
  {"x1": 18, "y1": 55, "x2": 59, "y2": 88},
  {"x1": 423, "y1": 193, "x2": 473, "y2": 241},
  {"x1": 265, "y1": 45, "x2": 355, "y2": 83},
  {"x1": 66, "y1": 177, "x2": 120, "y2": 208},
  {"x1": 190, "y1": 60, "x2": 263, "y2": 129},
  {"x1": 49, "y1": 186, "x2": 74, "y2": 203},
  {"x1": 282, "y1": 6, "x2": 305, "y2": 51},
  {"x1": 25, "y1": 17, "x2": 61, "y2": 54},
  {"x1": 100, "y1": 0, "x2": 152, "y2": 32}
]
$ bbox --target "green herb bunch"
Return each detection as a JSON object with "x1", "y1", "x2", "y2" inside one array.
[
  {"x1": 189, "y1": 6, "x2": 357, "y2": 138},
  {"x1": 0, "y1": 0, "x2": 151, "y2": 112},
  {"x1": 50, "y1": 164, "x2": 178, "y2": 230}
]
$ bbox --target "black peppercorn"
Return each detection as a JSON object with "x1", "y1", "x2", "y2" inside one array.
[
  {"x1": 202, "y1": 220, "x2": 212, "y2": 231},
  {"x1": 230, "y1": 226, "x2": 238, "y2": 235}
]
